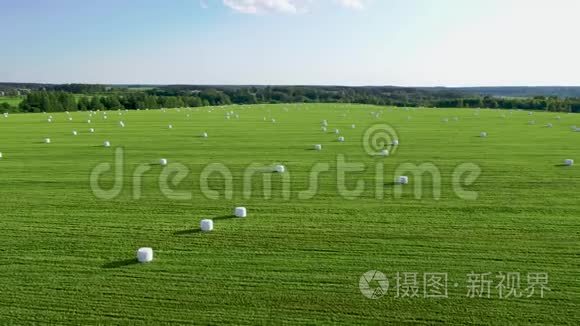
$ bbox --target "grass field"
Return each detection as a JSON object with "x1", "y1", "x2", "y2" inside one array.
[
  {"x1": 0, "y1": 104, "x2": 578, "y2": 324},
  {"x1": 0, "y1": 96, "x2": 23, "y2": 107}
]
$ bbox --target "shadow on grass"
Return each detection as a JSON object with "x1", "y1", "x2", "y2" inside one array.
[
  {"x1": 383, "y1": 182, "x2": 397, "y2": 187},
  {"x1": 102, "y1": 258, "x2": 139, "y2": 269},
  {"x1": 174, "y1": 228, "x2": 203, "y2": 236},
  {"x1": 213, "y1": 215, "x2": 235, "y2": 221},
  {"x1": 173, "y1": 215, "x2": 235, "y2": 236},
  {"x1": 554, "y1": 164, "x2": 571, "y2": 167}
]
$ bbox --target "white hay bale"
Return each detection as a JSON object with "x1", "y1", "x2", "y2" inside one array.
[
  {"x1": 72, "y1": 130, "x2": 77, "y2": 136},
  {"x1": 87, "y1": 119, "x2": 91, "y2": 124},
  {"x1": 160, "y1": 158, "x2": 168, "y2": 166},
  {"x1": 68, "y1": 117, "x2": 73, "y2": 121},
  {"x1": 200, "y1": 219, "x2": 213, "y2": 232},
  {"x1": 528, "y1": 112, "x2": 533, "y2": 115},
  {"x1": 322, "y1": 120, "x2": 328, "y2": 126},
  {"x1": 202, "y1": 132, "x2": 208, "y2": 138},
  {"x1": 546, "y1": 123, "x2": 553, "y2": 128},
  {"x1": 442, "y1": 118, "x2": 449, "y2": 123},
  {"x1": 334, "y1": 129, "x2": 340, "y2": 134},
  {"x1": 103, "y1": 141, "x2": 111, "y2": 148},
  {"x1": 136, "y1": 247, "x2": 153, "y2": 263},
  {"x1": 271, "y1": 118, "x2": 276, "y2": 123},
  {"x1": 0, "y1": 152, "x2": 3, "y2": 159},
  {"x1": 89, "y1": 128, "x2": 95, "y2": 133},
  {"x1": 351, "y1": 124, "x2": 356, "y2": 129},
  {"x1": 103, "y1": 116, "x2": 107, "y2": 120},
  {"x1": 44, "y1": 138, "x2": 51, "y2": 144},
  {"x1": 397, "y1": 176, "x2": 409, "y2": 184},
  {"x1": 47, "y1": 118, "x2": 52, "y2": 123},
  {"x1": 480, "y1": 132, "x2": 487, "y2": 138},
  {"x1": 392, "y1": 139, "x2": 399, "y2": 146},
  {"x1": 119, "y1": 121, "x2": 125, "y2": 128},
  {"x1": 321, "y1": 127, "x2": 327, "y2": 132},
  {"x1": 314, "y1": 144, "x2": 322, "y2": 151},
  {"x1": 234, "y1": 207, "x2": 247, "y2": 218},
  {"x1": 274, "y1": 164, "x2": 286, "y2": 173},
  {"x1": 529, "y1": 120, "x2": 536, "y2": 125},
  {"x1": 168, "y1": 124, "x2": 173, "y2": 129},
  {"x1": 338, "y1": 136, "x2": 345, "y2": 142},
  {"x1": 380, "y1": 149, "x2": 389, "y2": 157},
  {"x1": 3, "y1": 113, "x2": 8, "y2": 118},
  {"x1": 564, "y1": 159, "x2": 574, "y2": 166}
]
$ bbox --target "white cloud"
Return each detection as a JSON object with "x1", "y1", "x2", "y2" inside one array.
[
  {"x1": 200, "y1": 0, "x2": 209, "y2": 9},
  {"x1": 222, "y1": 0, "x2": 366, "y2": 14},
  {"x1": 222, "y1": 0, "x2": 303, "y2": 14},
  {"x1": 336, "y1": 0, "x2": 364, "y2": 10}
]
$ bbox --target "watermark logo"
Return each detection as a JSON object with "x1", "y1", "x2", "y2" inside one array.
[
  {"x1": 362, "y1": 124, "x2": 399, "y2": 156},
  {"x1": 358, "y1": 270, "x2": 550, "y2": 300},
  {"x1": 359, "y1": 270, "x2": 389, "y2": 299},
  {"x1": 88, "y1": 124, "x2": 482, "y2": 201}
]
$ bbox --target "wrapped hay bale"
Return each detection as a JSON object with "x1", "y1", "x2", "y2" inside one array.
[
  {"x1": 200, "y1": 219, "x2": 213, "y2": 232},
  {"x1": 136, "y1": 247, "x2": 153, "y2": 263},
  {"x1": 234, "y1": 207, "x2": 247, "y2": 218},
  {"x1": 397, "y1": 176, "x2": 409, "y2": 184},
  {"x1": 273, "y1": 164, "x2": 286, "y2": 173}
]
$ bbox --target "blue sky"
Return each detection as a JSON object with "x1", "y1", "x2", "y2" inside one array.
[{"x1": 1, "y1": 0, "x2": 579, "y2": 86}]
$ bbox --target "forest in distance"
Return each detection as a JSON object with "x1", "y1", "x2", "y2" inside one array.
[{"x1": 2, "y1": 83, "x2": 580, "y2": 113}]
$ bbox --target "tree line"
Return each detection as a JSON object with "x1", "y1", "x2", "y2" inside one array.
[{"x1": 2, "y1": 85, "x2": 580, "y2": 113}]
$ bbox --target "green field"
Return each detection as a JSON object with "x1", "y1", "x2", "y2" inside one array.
[
  {"x1": 0, "y1": 104, "x2": 578, "y2": 324},
  {"x1": 0, "y1": 96, "x2": 23, "y2": 106}
]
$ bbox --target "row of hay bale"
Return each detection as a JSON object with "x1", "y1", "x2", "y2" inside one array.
[{"x1": 136, "y1": 206, "x2": 248, "y2": 263}]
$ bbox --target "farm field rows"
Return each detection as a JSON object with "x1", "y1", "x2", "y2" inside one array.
[{"x1": 0, "y1": 104, "x2": 578, "y2": 324}]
